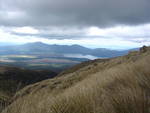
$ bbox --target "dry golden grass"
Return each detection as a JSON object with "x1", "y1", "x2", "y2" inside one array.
[
  {"x1": 46, "y1": 56, "x2": 150, "y2": 113},
  {"x1": 0, "y1": 95, "x2": 10, "y2": 112},
  {"x1": 2, "y1": 47, "x2": 150, "y2": 113}
]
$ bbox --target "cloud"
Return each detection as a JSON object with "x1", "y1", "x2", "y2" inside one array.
[
  {"x1": 88, "y1": 24, "x2": 150, "y2": 38},
  {"x1": 0, "y1": 0, "x2": 150, "y2": 27},
  {"x1": 12, "y1": 27, "x2": 39, "y2": 34},
  {"x1": 0, "y1": 0, "x2": 150, "y2": 49},
  {"x1": 1, "y1": 25, "x2": 150, "y2": 50},
  {"x1": 5, "y1": 24, "x2": 150, "y2": 41}
]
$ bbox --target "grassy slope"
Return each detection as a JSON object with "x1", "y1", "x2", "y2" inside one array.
[{"x1": 2, "y1": 46, "x2": 150, "y2": 113}]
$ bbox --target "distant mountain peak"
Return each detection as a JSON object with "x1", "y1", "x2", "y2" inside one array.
[
  {"x1": 23, "y1": 42, "x2": 50, "y2": 47},
  {"x1": 70, "y1": 44, "x2": 88, "y2": 49},
  {"x1": 24, "y1": 42, "x2": 87, "y2": 48},
  {"x1": 27, "y1": 42, "x2": 46, "y2": 45}
]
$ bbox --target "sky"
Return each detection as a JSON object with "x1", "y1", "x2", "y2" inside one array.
[{"x1": 0, "y1": 0, "x2": 150, "y2": 50}]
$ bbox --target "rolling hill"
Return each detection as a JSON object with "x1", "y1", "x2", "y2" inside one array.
[{"x1": 1, "y1": 46, "x2": 150, "y2": 113}]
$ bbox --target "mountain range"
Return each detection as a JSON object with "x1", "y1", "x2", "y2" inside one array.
[{"x1": 0, "y1": 42, "x2": 138, "y2": 58}]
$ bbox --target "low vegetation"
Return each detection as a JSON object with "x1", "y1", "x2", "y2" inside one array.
[{"x1": 1, "y1": 46, "x2": 150, "y2": 113}]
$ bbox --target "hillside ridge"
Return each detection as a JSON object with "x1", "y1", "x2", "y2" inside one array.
[
  {"x1": 1, "y1": 46, "x2": 150, "y2": 113},
  {"x1": 10, "y1": 46, "x2": 149, "y2": 101}
]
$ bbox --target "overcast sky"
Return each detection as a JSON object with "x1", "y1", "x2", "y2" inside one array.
[{"x1": 0, "y1": 0, "x2": 150, "y2": 50}]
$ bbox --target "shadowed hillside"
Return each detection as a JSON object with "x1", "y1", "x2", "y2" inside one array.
[
  {"x1": 1, "y1": 46, "x2": 150, "y2": 113},
  {"x1": 0, "y1": 67, "x2": 57, "y2": 112}
]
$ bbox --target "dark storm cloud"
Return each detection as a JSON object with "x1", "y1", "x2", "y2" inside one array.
[
  {"x1": 11, "y1": 32, "x2": 106, "y2": 40},
  {"x1": 11, "y1": 32, "x2": 84, "y2": 39},
  {"x1": 0, "y1": 0, "x2": 150, "y2": 27}
]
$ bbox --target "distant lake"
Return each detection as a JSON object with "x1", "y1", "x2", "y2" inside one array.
[{"x1": 64, "y1": 54, "x2": 99, "y2": 60}]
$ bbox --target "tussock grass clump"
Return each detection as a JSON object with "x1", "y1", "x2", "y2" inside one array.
[
  {"x1": 2, "y1": 51, "x2": 150, "y2": 113},
  {"x1": 0, "y1": 98, "x2": 9, "y2": 112}
]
